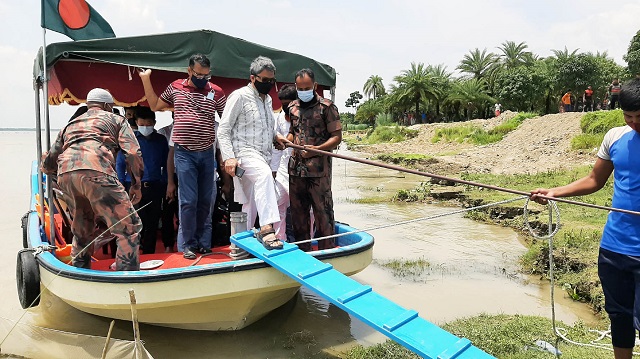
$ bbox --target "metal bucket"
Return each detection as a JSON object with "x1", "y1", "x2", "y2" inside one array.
[{"x1": 229, "y1": 212, "x2": 249, "y2": 259}]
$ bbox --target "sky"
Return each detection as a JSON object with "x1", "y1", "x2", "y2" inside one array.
[{"x1": 1, "y1": 0, "x2": 639, "y2": 130}]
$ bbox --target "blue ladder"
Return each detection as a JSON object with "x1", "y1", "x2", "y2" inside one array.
[{"x1": 231, "y1": 233, "x2": 495, "y2": 359}]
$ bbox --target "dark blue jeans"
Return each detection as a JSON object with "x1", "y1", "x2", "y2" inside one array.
[{"x1": 174, "y1": 144, "x2": 216, "y2": 252}]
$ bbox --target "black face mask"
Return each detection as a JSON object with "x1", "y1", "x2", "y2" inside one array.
[
  {"x1": 191, "y1": 76, "x2": 208, "y2": 89},
  {"x1": 254, "y1": 80, "x2": 274, "y2": 95},
  {"x1": 128, "y1": 119, "x2": 137, "y2": 128}
]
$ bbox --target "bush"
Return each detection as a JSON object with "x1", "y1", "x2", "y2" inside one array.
[
  {"x1": 345, "y1": 123, "x2": 370, "y2": 131},
  {"x1": 432, "y1": 112, "x2": 538, "y2": 145},
  {"x1": 366, "y1": 126, "x2": 418, "y2": 144},
  {"x1": 580, "y1": 110, "x2": 624, "y2": 134},
  {"x1": 375, "y1": 113, "x2": 395, "y2": 127},
  {"x1": 571, "y1": 133, "x2": 605, "y2": 150}
]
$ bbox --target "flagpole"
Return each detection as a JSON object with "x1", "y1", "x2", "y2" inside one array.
[{"x1": 41, "y1": 26, "x2": 55, "y2": 245}]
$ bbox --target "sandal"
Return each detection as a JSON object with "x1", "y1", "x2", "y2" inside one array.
[{"x1": 255, "y1": 229, "x2": 284, "y2": 250}]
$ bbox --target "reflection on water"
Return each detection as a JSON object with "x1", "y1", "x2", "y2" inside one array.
[{"x1": 0, "y1": 133, "x2": 599, "y2": 358}]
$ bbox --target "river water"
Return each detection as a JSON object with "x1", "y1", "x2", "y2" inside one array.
[{"x1": 0, "y1": 131, "x2": 598, "y2": 358}]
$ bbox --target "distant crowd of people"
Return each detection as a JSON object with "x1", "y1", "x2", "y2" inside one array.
[
  {"x1": 41, "y1": 54, "x2": 342, "y2": 270},
  {"x1": 560, "y1": 79, "x2": 623, "y2": 113}
]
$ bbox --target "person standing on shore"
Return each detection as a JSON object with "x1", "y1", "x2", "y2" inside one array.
[
  {"x1": 139, "y1": 54, "x2": 226, "y2": 259},
  {"x1": 41, "y1": 88, "x2": 143, "y2": 271},
  {"x1": 609, "y1": 79, "x2": 623, "y2": 110},
  {"x1": 561, "y1": 90, "x2": 573, "y2": 112},
  {"x1": 531, "y1": 78, "x2": 640, "y2": 359},
  {"x1": 583, "y1": 86, "x2": 594, "y2": 112}
]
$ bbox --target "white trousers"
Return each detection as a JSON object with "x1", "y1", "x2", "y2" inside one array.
[{"x1": 234, "y1": 156, "x2": 280, "y2": 231}]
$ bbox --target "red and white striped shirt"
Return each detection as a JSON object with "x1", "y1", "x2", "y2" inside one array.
[{"x1": 160, "y1": 79, "x2": 226, "y2": 151}]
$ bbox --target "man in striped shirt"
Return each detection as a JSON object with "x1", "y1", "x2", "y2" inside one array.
[
  {"x1": 218, "y1": 56, "x2": 288, "y2": 250},
  {"x1": 139, "y1": 54, "x2": 226, "y2": 259}
]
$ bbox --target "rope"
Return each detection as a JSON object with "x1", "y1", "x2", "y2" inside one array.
[
  {"x1": 290, "y1": 196, "x2": 528, "y2": 246},
  {"x1": 285, "y1": 142, "x2": 640, "y2": 217},
  {"x1": 0, "y1": 201, "x2": 151, "y2": 349},
  {"x1": 523, "y1": 200, "x2": 640, "y2": 355}
]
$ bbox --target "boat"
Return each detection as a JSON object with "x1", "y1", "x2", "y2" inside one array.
[{"x1": 17, "y1": 30, "x2": 374, "y2": 331}]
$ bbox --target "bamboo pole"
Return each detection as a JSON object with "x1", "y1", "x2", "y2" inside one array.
[
  {"x1": 285, "y1": 143, "x2": 640, "y2": 216},
  {"x1": 129, "y1": 290, "x2": 141, "y2": 359},
  {"x1": 101, "y1": 320, "x2": 115, "y2": 359}
]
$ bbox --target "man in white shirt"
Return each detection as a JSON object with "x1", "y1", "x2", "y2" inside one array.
[{"x1": 218, "y1": 56, "x2": 288, "y2": 249}]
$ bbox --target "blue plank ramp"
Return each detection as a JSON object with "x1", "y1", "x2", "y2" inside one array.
[{"x1": 232, "y1": 234, "x2": 495, "y2": 359}]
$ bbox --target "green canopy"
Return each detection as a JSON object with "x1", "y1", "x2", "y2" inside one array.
[{"x1": 34, "y1": 29, "x2": 336, "y2": 86}]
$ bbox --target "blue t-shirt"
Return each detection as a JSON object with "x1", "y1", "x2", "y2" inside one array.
[
  {"x1": 598, "y1": 126, "x2": 640, "y2": 255},
  {"x1": 116, "y1": 130, "x2": 169, "y2": 184}
]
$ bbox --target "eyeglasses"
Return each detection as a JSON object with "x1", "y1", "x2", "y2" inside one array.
[
  {"x1": 254, "y1": 74, "x2": 276, "y2": 84},
  {"x1": 190, "y1": 67, "x2": 211, "y2": 80}
]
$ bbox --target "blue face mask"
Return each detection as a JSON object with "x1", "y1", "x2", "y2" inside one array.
[
  {"x1": 297, "y1": 89, "x2": 315, "y2": 103},
  {"x1": 137, "y1": 125, "x2": 154, "y2": 137},
  {"x1": 191, "y1": 76, "x2": 208, "y2": 89}
]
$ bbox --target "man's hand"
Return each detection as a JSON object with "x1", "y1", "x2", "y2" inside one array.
[
  {"x1": 130, "y1": 186, "x2": 142, "y2": 206},
  {"x1": 166, "y1": 182, "x2": 176, "y2": 203},
  {"x1": 224, "y1": 158, "x2": 238, "y2": 177},
  {"x1": 274, "y1": 134, "x2": 290, "y2": 151},
  {"x1": 530, "y1": 188, "x2": 554, "y2": 205},
  {"x1": 300, "y1": 145, "x2": 318, "y2": 159},
  {"x1": 138, "y1": 68, "x2": 152, "y2": 81}
]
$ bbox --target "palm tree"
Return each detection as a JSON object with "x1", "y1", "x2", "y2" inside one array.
[
  {"x1": 447, "y1": 78, "x2": 495, "y2": 120},
  {"x1": 551, "y1": 46, "x2": 580, "y2": 62},
  {"x1": 392, "y1": 62, "x2": 437, "y2": 120},
  {"x1": 498, "y1": 41, "x2": 531, "y2": 69},
  {"x1": 363, "y1": 75, "x2": 386, "y2": 99},
  {"x1": 427, "y1": 64, "x2": 452, "y2": 119},
  {"x1": 457, "y1": 48, "x2": 498, "y2": 80}
]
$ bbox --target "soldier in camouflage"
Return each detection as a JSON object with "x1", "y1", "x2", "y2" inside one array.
[
  {"x1": 284, "y1": 68, "x2": 342, "y2": 251},
  {"x1": 42, "y1": 88, "x2": 144, "y2": 271}
]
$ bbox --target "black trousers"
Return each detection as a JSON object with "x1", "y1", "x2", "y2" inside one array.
[
  {"x1": 137, "y1": 181, "x2": 165, "y2": 254},
  {"x1": 161, "y1": 174, "x2": 178, "y2": 249}
]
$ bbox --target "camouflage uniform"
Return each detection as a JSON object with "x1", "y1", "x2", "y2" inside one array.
[
  {"x1": 288, "y1": 96, "x2": 342, "y2": 251},
  {"x1": 42, "y1": 108, "x2": 144, "y2": 271}
]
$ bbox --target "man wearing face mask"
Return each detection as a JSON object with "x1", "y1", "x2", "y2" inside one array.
[
  {"x1": 139, "y1": 54, "x2": 226, "y2": 259},
  {"x1": 124, "y1": 106, "x2": 138, "y2": 130},
  {"x1": 218, "y1": 56, "x2": 288, "y2": 250},
  {"x1": 116, "y1": 106, "x2": 169, "y2": 254},
  {"x1": 283, "y1": 68, "x2": 342, "y2": 252}
]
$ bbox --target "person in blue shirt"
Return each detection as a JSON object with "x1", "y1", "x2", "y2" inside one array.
[
  {"x1": 531, "y1": 78, "x2": 640, "y2": 359},
  {"x1": 117, "y1": 106, "x2": 169, "y2": 254}
]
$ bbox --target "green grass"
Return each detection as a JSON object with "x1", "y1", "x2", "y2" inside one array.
[
  {"x1": 345, "y1": 123, "x2": 370, "y2": 131},
  {"x1": 571, "y1": 110, "x2": 625, "y2": 150},
  {"x1": 343, "y1": 314, "x2": 622, "y2": 359},
  {"x1": 571, "y1": 133, "x2": 604, "y2": 150},
  {"x1": 580, "y1": 109, "x2": 624, "y2": 134},
  {"x1": 372, "y1": 153, "x2": 435, "y2": 168},
  {"x1": 432, "y1": 112, "x2": 538, "y2": 145},
  {"x1": 360, "y1": 125, "x2": 419, "y2": 144},
  {"x1": 379, "y1": 257, "x2": 431, "y2": 277}
]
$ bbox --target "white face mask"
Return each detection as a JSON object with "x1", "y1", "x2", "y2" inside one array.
[{"x1": 137, "y1": 125, "x2": 154, "y2": 136}]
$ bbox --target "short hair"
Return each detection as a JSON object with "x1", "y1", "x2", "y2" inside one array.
[
  {"x1": 619, "y1": 78, "x2": 640, "y2": 111},
  {"x1": 278, "y1": 84, "x2": 297, "y2": 101},
  {"x1": 250, "y1": 56, "x2": 276, "y2": 75},
  {"x1": 135, "y1": 106, "x2": 156, "y2": 121},
  {"x1": 189, "y1": 54, "x2": 211, "y2": 68},
  {"x1": 295, "y1": 68, "x2": 315, "y2": 82}
]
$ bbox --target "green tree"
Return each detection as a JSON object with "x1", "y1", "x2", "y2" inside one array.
[
  {"x1": 498, "y1": 41, "x2": 531, "y2": 69},
  {"x1": 427, "y1": 64, "x2": 452, "y2": 120},
  {"x1": 494, "y1": 65, "x2": 549, "y2": 112},
  {"x1": 447, "y1": 78, "x2": 495, "y2": 120},
  {"x1": 345, "y1": 91, "x2": 363, "y2": 111},
  {"x1": 392, "y1": 62, "x2": 437, "y2": 120},
  {"x1": 355, "y1": 99, "x2": 383, "y2": 127},
  {"x1": 457, "y1": 48, "x2": 498, "y2": 80},
  {"x1": 624, "y1": 29, "x2": 640, "y2": 76},
  {"x1": 363, "y1": 75, "x2": 386, "y2": 99}
]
